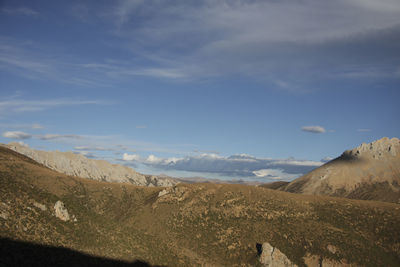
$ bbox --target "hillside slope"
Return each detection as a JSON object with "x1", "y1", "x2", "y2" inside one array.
[
  {"x1": 1, "y1": 146, "x2": 400, "y2": 266},
  {"x1": 281, "y1": 137, "x2": 400, "y2": 203},
  {"x1": 3, "y1": 142, "x2": 177, "y2": 187}
]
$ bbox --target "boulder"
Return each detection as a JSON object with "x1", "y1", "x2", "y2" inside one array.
[
  {"x1": 33, "y1": 201, "x2": 47, "y2": 211},
  {"x1": 54, "y1": 201, "x2": 70, "y2": 221},
  {"x1": 259, "y1": 242, "x2": 297, "y2": 267}
]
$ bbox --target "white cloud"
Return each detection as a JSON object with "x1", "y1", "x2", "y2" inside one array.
[
  {"x1": 252, "y1": 169, "x2": 299, "y2": 180},
  {"x1": 146, "y1": 154, "x2": 163, "y2": 164},
  {"x1": 301, "y1": 126, "x2": 326, "y2": 134},
  {"x1": 123, "y1": 153, "x2": 141, "y2": 161},
  {"x1": 2, "y1": 131, "x2": 32, "y2": 139}
]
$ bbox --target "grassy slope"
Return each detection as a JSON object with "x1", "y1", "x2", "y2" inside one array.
[{"x1": 1, "y1": 146, "x2": 400, "y2": 266}]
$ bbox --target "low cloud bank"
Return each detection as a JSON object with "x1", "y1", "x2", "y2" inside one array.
[{"x1": 123, "y1": 152, "x2": 324, "y2": 181}]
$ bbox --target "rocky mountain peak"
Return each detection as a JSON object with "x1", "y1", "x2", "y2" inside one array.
[{"x1": 342, "y1": 137, "x2": 399, "y2": 159}]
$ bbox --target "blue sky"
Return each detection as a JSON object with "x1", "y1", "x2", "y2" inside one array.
[{"x1": 1, "y1": 0, "x2": 399, "y2": 182}]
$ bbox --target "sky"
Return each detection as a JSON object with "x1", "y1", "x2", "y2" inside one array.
[{"x1": 0, "y1": 0, "x2": 399, "y2": 182}]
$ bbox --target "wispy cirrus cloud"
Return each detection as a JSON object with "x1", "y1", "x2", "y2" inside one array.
[
  {"x1": 301, "y1": 126, "x2": 326, "y2": 134},
  {"x1": 0, "y1": 123, "x2": 44, "y2": 130},
  {"x1": 1, "y1": 131, "x2": 84, "y2": 141},
  {"x1": 36, "y1": 133, "x2": 197, "y2": 156},
  {"x1": 0, "y1": 51, "x2": 52, "y2": 80},
  {"x1": 39, "y1": 134, "x2": 83, "y2": 140},
  {"x1": 117, "y1": 68, "x2": 186, "y2": 79},
  {"x1": 74, "y1": 146, "x2": 117, "y2": 151},
  {"x1": 2, "y1": 7, "x2": 39, "y2": 16},
  {"x1": 0, "y1": 97, "x2": 107, "y2": 114},
  {"x1": 32, "y1": 123, "x2": 44, "y2": 129},
  {"x1": 2, "y1": 1, "x2": 399, "y2": 88},
  {"x1": 0, "y1": 38, "x2": 112, "y2": 86},
  {"x1": 103, "y1": 0, "x2": 400, "y2": 85}
]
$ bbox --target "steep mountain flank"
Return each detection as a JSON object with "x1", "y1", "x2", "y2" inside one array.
[
  {"x1": 282, "y1": 137, "x2": 400, "y2": 203},
  {"x1": 1, "y1": 145, "x2": 400, "y2": 266},
  {"x1": 3, "y1": 142, "x2": 177, "y2": 187}
]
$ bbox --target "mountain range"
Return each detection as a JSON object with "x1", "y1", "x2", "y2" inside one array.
[{"x1": 1, "y1": 138, "x2": 400, "y2": 266}]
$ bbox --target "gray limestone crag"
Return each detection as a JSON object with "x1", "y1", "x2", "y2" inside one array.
[
  {"x1": 259, "y1": 242, "x2": 297, "y2": 267},
  {"x1": 54, "y1": 200, "x2": 70, "y2": 222},
  {"x1": 5, "y1": 142, "x2": 178, "y2": 187}
]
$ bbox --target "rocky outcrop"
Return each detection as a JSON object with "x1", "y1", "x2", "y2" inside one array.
[
  {"x1": 54, "y1": 201, "x2": 70, "y2": 222},
  {"x1": 145, "y1": 175, "x2": 178, "y2": 187},
  {"x1": 282, "y1": 137, "x2": 400, "y2": 203},
  {"x1": 259, "y1": 242, "x2": 297, "y2": 267},
  {"x1": 342, "y1": 137, "x2": 399, "y2": 159},
  {"x1": 5, "y1": 142, "x2": 178, "y2": 187},
  {"x1": 33, "y1": 201, "x2": 47, "y2": 211},
  {"x1": 259, "y1": 242, "x2": 354, "y2": 267}
]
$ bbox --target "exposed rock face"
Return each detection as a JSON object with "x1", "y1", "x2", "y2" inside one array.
[
  {"x1": 282, "y1": 137, "x2": 400, "y2": 203},
  {"x1": 54, "y1": 201, "x2": 70, "y2": 221},
  {"x1": 342, "y1": 137, "x2": 398, "y2": 159},
  {"x1": 158, "y1": 188, "x2": 169, "y2": 197},
  {"x1": 259, "y1": 242, "x2": 297, "y2": 267},
  {"x1": 5, "y1": 142, "x2": 178, "y2": 187},
  {"x1": 156, "y1": 186, "x2": 191, "y2": 203},
  {"x1": 259, "y1": 243, "x2": 352, "y2": 267},
  {"x1": 145, "y1": 175, "x2": 178, "y2": 187}
]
